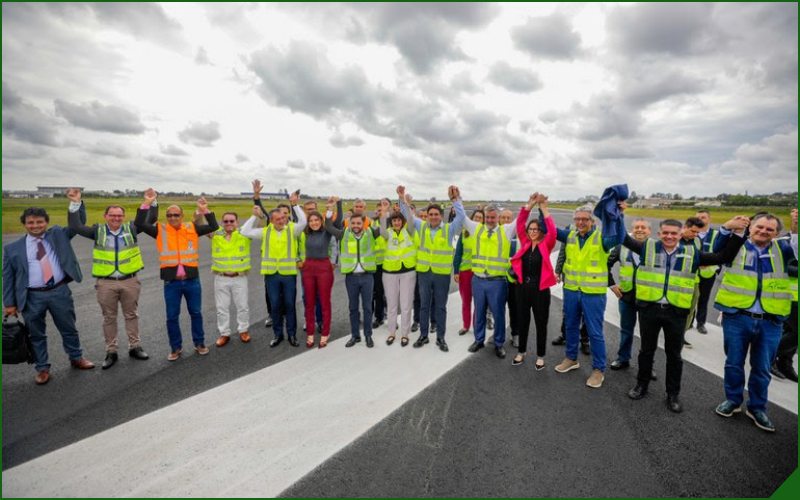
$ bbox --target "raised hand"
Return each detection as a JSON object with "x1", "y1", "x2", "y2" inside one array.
[
  {"x1": 66, "y1": 188, "x2": 81, "y2": 203},
  {"x1": 527, "y1": 193, "x2": 538, "y2": 209},
  {"x1": 289, "y1": 190, "x2": 299, "y2": 206},
  {"x1": 143, "y1": 188, "x2": 157, "y2": 205},
  {"x1": 380, "y1": 198, "x2": 391, "y2": 216},
  {"x1": 618, "y1": 201, "x2": 628, "y2": 212},
  {"x1": 791, "y1": 208, "x2": 798, "y2": 233},
  {"x1": 197, "y1": 196, "x2": 208, "y2": 213},
  {"x1": 253, "y1": 205, "x2": 265, "y2": 219},
  {"x1": 396, "y1": 185, "x2": 406, "y2": 200},
  {"x1": 252, "y1": 179, "x2": 263, "y2": 199}
]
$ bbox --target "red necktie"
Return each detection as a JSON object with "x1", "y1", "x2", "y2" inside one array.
[{"x1": 36, "y1": 239, "x2": 55, "y2": 286}]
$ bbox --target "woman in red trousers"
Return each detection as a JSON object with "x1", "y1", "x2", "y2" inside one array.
[{"x1": 299, "y1": 211, "x2": 335, "y2": 348}]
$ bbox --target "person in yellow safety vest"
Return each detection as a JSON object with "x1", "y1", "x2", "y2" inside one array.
[
  {"x1": 713, "y1": 211, "x2": 798, "y2": 432},
  {"x1": 66, "y1": 188, "x2": 153, "y2": 370},
  {"x1": 461, "y1": 198, "x2": 520, "y2": 360},
  {"x1": 325, "y1": 206, "x2": 383, "y2": 348},
  {"x1": 620, "y1": 215, "x2": 748, "y2": 413},
  {"x1": 771, "y1": 209, "x2": 799, "y2": 383},
  {"x1": 239, "y1": 191, "x2": 306, "y2": 348},
  {"x1": 370, "y1": 198, "x2": 390, "y2": 330},
  {"x1": 136, "y1": 190, "x2": 219, "y2": 361},
  {"x1": 452, "y1": 209, "x2": 485, "y2": 336},
  {"x1": 693, "y1": 210, "x2": 723, "y2": 335},
  {"x1": 209, "y1": 212, "x2": 254, "y2": 348},
  {"x1": 607, "y1": 218, "x2": 652, "y2": 372},
  {"x1": 679, "y1": 216, "x2": 708, "y2": 346},
  {"x1": 378, "y1": 197, "x2": 418, "y2": 348},
  {"x1": 399, "y1": 185, "x2": 466, "y2": 353}
]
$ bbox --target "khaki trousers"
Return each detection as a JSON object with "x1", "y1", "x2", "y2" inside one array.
[{"x1": 96, "y1": 277, "x2": 141, "y2": 352}]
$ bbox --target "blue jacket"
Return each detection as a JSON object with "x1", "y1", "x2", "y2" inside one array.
[
  {"x1": 3, "y1": 226, "x2": 83, "y2": 312},
  {"x1": 592, "y1": 184, "x2": 628, "y2": 240}
]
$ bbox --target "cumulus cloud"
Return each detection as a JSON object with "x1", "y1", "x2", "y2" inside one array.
[
  {"x1": 88, "y1": 142, "x2": 131, "y2": 159},
  {"x1": 87, "y1": 3, "x2": 187, "y2": 50},
  {"x1": 235, "y1": 153, "x2": 249, "y2": 163},
  {"x1": 178, "y1": 121, "x2": 221, "y2": 147},
  {"x1": 195, "y1": 46, "x2": 211, "y2": 65},
  {"x1": 55, "y1": 99, "x2": 146, "y2": 135},
  {"x1": 330, "y1": 131, "x2": 364, "y2": 148},
  {"x1": 160, "y1": 144, "x2": 189, "y2": 156},
  {"x1": 706, "y1": 129, "x2": 797, "y2": 192},
  {"x1": 512, "y1": 13, "x2": 583, "y2": 60},
  {"x1": 1, "y1": 83, "x2": 59, "y2": 146},
  {"x1": 487, "y1": 62, "x2": 542, "y2": 93}
]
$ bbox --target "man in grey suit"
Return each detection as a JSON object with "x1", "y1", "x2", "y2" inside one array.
[{"x1": 3, "y1": 207, "x2": 95, "y2": 385}]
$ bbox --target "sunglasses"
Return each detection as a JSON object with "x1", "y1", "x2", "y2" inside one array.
[
  {"x1": 166, "y1": 213, "x2": 182, "y2": 218},
  {"x1": 223, "y1": 220, "x2": 237, "y2": 223}
]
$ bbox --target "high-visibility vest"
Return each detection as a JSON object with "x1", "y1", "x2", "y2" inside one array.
[
  {"x1": 374, "y1": 236, "x2": 387, "y2": 266},
  {"x1": 471, "y1": 224, "x2": 511, "y2": 278},
  {"x1": 618, "y1": 246, "x2": 635, "y2": 293},
  {"x1": 92, "y1": 223, "x2": 144, "y2": 277},
  {"x1": 563, "y1": 229, "x2": 609, "y2": 294},
  {"x1": 791, "y1": 277, "x2": 798, "y2": 303},
  {"x1": 383, "y1": 228, "x2": 417, "y2": 272},
  {"x1": 157, "y1": 222, "x2": 199, "y2": 269},
  {"x1": 211, "y1": 229, "x2": 251, "y2": 273},
  {"x1": 635, "y1": 239, "x2": 697, "y2": 308},
  {"x1": 260, "y1": 223, "x2": 298, "y2": 276},
  {"x1": 715, "y1": 241, "x2": 792, "y2": 315},
  {"x1": 416, "y1": 222, "x2": 453, "y2": 275},
  {"x1": 339, "y1": 229, "x2": 377, "y2": 274},
  {"x1": 698, "y1": 230, "x2": 720, "y2": 279},
  {"x1": 459, "y1": 233, "x2": 474, "y2": 272}
]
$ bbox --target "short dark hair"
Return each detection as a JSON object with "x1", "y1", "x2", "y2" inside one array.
[
  {"x1": 389, "y1": 212, "x2": 406, "y2": 225},
  {"x1": 695, "y1": 209, "x2": 710, "y2": 216},
  {"x1": 660, "y1": 219, "x2": 683, "y2": 229},
  {"x1": 269, "y1": 208, "x2": 282, "y2": 218},
  {"x1": 684, "y1": 217, "x2": 705, "y2": 229},
  {"x1": 752, "y1": 213, "x2": 783, "y2": 233},
  {"x1": 20, "y1": 207, "x2": 49, "y2": 224},
  {"x1": 426, "y1": 204, "x2": 443, "y2": 215},
  {"x1": 277, "y1": 203, "x2": 291, "y2": 212},
  {"x1": 350, "y1": 214, "x2": 365, "y2": 222},
  {"x1": 222, "y1": 212, "x2": 238, "y2": 220},
  {"x1": 305, "y1": 211, "x2": 324, "y2": 233},
  {"x1": 104, "y1": 205, "x2": 125, "y2": 215}
]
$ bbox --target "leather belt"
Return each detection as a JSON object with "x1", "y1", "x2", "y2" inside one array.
[
  {"x1": 216, "y1": 272, "x2": 243, "y2": 277},
  {"x1": 737, "y1": 310, "x2": 780, "y2": 322},
  {"x1": 28, "y1": 279, "x2": 67, "y2": 292},
  {"x1": 99, "y1": 273, "x2": 137, "y2": 281}
]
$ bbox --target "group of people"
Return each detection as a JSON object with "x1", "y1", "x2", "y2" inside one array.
[{"x1": 3, "y1": 182, "x2": 797, "y2": 433}]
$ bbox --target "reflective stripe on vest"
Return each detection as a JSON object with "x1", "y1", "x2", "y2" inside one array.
[
  {"x1": 416, "y1": 222, "x2": 453, "y2": 275},
  {"x1": 157, "y1": 222, "x2": 199, "y2": 268},
  {"x1": 92, "y1": 223, "x2": 144, "y2": 277},
  {"x1": 618, "y1": 246, "x2": 635, "y2": 293},
  {"x1": 383, "y1": 228, "x2": 417, "y2": 272},
  {"x1": 563, "y1": 229, "x2": 609, "y2": 294},
  {"x1": 211, "y1": 229, "x2": 251, "y2": 273},
  {"x1": 339, "y1": 229, "x2": 377, "y2": 274},
  {"x1": 459, "y1": 233, "x2": 473, "y2": 272},
  {"x1": 260, "y1": 223, "x2": 297, "y2": 275},
  {"x1": 698, "y1": 230, "x2": 720, "y2": 279},
  {"x1": 715, "y1": 242, "x2": 792, "y2": 315},
  {"x1": 635, "y1": 239, "x2": 696, "y2": 308},
  {"x1": 472, "y1": 224, "x2": 510, "y2": 277}
]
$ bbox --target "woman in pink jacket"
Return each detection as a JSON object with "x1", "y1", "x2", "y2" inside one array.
[{"x1": 509, "y1": 193, "x2": 557, "y2": 369}]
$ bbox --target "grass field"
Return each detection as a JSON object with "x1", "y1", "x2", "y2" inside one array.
[{"x1": 2, "y1": 197, "x2": 795, "y2": 234}]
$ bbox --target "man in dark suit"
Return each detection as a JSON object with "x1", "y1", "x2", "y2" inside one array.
[{"x1": 3, "y1": 206, "x2": 95, "y2": 385}]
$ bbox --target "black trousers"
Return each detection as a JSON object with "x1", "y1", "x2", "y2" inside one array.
[
  {"x1": 693, "y1": 275, "x2": 717, "y2": 326},
  {"x1": 637, "y1": 303, "x2": 689, "y2": 395},
  {"x1": 373, "y1": 265, "x2": 386, "y2": 320},
  {"x1": 508, "y1": 282, "x2": 520, "y2": 336},
  {"x1": 776, "y1": 301, "x2": 798, "y2": 366},
  {"x1": 515, "y1": 283, "x2": 550, "y2": 356},
  {"x1": 413, "y1": 281, "x2": 435, "y2": 326}
]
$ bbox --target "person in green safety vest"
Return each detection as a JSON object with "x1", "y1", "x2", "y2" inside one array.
[
  {"x1": 713, "y1": 211, "x2": 798, "y2": 432},
  {"x1": 771, "y1": 208, "x2": 799, "y2": 383},
  {"x1": 66, "y1": 187, "x2": 155, "y2": 370},
  {"x1": 452, "y1": 209, "x2": 485, "y2": 336},
  {"x1": 622, "y1": 216, "x2": 749, "y2": 414},
  {"x1": 692, "y1": 210, "x2": 722, "y2": 335}
]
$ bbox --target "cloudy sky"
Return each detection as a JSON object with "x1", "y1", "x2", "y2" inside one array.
[{"x1": 2, "y1": 2, "x2": 797, "y2": 200}]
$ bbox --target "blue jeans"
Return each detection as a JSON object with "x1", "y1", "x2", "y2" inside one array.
[
  {"x1": 617, "y1": 299, "x2": 637, "y2": 363},
  {"x1": 472, "y1": 276, "x2": 508, "y2": 347},
  {"x1": 418, "y1": 271, "x2": 450, "y2": 340},
  {"x1": 265, "y1": 273, "x2": 297, "y2": 339},
  {"x1": 563, "y1": 289, "x2": 607, "y2": 371},
  {"x1": 345, "y1": 273, "x2": 374, "y2": 339},
  {"x1": 23, "y1": 285, "x2": 83, "y2": 371},
  {"x1": 722, "y1": 312, "x2": 783, "y2": 412},
  {"x1": 164, "y1": 278, "x2": 205, "y2": 350}
]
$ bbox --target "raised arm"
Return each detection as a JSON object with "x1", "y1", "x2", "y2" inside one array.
[
  {"x1": 239, "y1": 208, "x2": 265, "y2": 239},
  {"x1": 135, "y1": 188, "x2": 159, "y2": 238},
  {"x1": 66, "y1": 189, "x2": 97, "y2": 239},
  {"x1": 252, "y1": 179, "x2": 270, "y2": 224},
  {"x1": 397, "y1": 185, "x2": 421, "y2": 232},
  {"x1": 446, "y1": 186, "x2": 466, "y2": 239},
  {"x1": 193, "y1": 197, "x2": 219, "y2": 236},
  {"x1": 292, "y1": 204, "x2": 307, "y2": 237}
]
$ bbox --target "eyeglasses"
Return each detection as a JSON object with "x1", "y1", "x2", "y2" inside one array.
[
  {"x1": 573, "y1": 217, "x2": 591, "y2": 222},
  {"x1": 527, "y1": 227, "x2": 540, "y2": 232},
  {"x1": 166, "y1": 213, "x2": 182, "y2": 218},
  {"x1": 222, "y1": 220, "x2": 236, "y2": 223}
]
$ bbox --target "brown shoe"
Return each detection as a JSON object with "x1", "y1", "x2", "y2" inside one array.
[
  {"x1": 239, "y1": 331, "x2": 251, "y2": 343},
  {"x1": 70, "y1": 358, "x2": 95, "y2": 370},
  {"x1": 586, "y1": 369, "x2": 605, "y2": 388},
  {"x1": 35, "y1": 370, "x2": 50, "y2": 385},
  {"x1": 215, "y1": 335, "x2": 230, "y2": 347},
  {"x1": 167, "y1": 349, "x2": 182, "y2": 361},
  {"x1": 554, "y1": 358, "x2": 580, "y2": 373},
  {"x1": 195, "y1": 345, "x2": 210, "y2": 356}
]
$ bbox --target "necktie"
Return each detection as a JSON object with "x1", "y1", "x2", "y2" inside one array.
[
  {"x1": 488, "y1": 229, "x2": 494, "y2": 238},
  {"x1": 36, "y1": 239, "x2": 55, "y2": 286}
]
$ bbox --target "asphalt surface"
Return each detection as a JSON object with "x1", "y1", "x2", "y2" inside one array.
[{"x1": 2, "y1": 209, "x2": 797, "y2": 497}]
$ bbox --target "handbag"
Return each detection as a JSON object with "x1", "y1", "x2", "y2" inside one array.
[{"x1": 2, "y1": 314, "x2": 34, "y2": 364}]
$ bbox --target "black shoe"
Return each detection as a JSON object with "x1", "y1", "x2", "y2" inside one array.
[
  {"x1": 511, "y1": 335, "x2": 519, "y2": 348},
  {"x1": 345, "y1": 337, "x2": 361, "y2": 348},
  {"x1": 495, "y1": 346, "x2": 506, "y2": 359},
  {"x1": 628, "y1": 384, "x2": 648, "y2": 400},
  {"x1": 697, "y1": 324, "x2": 708, "y2": 334},
  {"x1": 128, "y1": 347, "x2": 149, "y2": 360},
  {"x1": 771, "y1": 363, "x2": 787, "y2": 380},
  {"x1": 580, "y1": 343, "x2": 591, "y2": 355},
  {"x1": 666, "y1": 394, "x2": 683, "y2": 413},
  {"x1": 436, "y1": 338, "x2": 449, "y2": 352},
  {"x1": 651, "y1": 370, "x2": 658, "y2": 381},
  {"x1": 683, "y1": 340, "x2": 692, "y2": 348},
  {"x1": 413, "y1": 336, "x2": 429, "y2": 348},
  {"x1": 264, "y1": 315, "x2": 273, "y2": 327},
  {"x1": 411, "y1": 322, "x2": 420, "y2": 332},
  {"x1": 468, "y1": 342, "x2": 484, "y2": 353},
  {"x1": 269, "y1": 336, "x2": 284, "y2": 348},
  {"x1": 778, "y1": 362, "x2": 798, "y2": 382},
  {"x1": 551, "y1": 335, "x2": 565, "y2": 346},
  {"x1": 372, "y1": 319, "x2": 383, "y2": 329},
  {"x1": 366, "y1": 337, "x2": 374, "y2": 348},
  {"x1": 288, "y1": 336, "x2": 299, "y2": 347},
  {"x1": 317, "y1": 323, "x2": 323, "y2": 334},
  {"x1": 458, "y1": 328, "x2": 469, "y2": 336},
  {"x1": 610, "y1": 360, "x2": 630, "y2": 370},
  {"x1": 102, "y1": 352, "x2": 118, "y2": 370}
]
